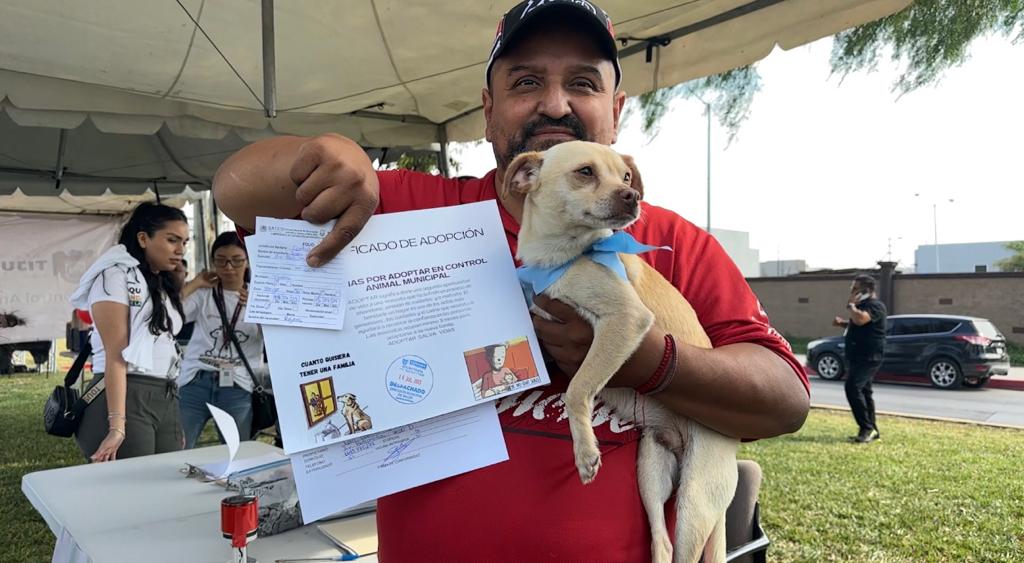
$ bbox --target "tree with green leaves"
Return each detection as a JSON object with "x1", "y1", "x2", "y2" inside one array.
[
  {"x1": 632, "y1": 0, "x2": 1024, "y2": 139},
  {"x1": 996, "y1": 241, "x2": 1024, "y2": 272}
]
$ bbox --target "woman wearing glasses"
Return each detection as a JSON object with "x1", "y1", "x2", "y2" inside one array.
[{"x1": 178, "y1": 232, "x2": 265, "y2": 448}]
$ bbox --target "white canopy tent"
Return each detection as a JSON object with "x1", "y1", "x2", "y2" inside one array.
[
  {"x1": 0, "y1": 0, "x2": 910, "y2": 150},
  {"x1": 0, "y1": 0, "x2": 912, "y2": 251}
]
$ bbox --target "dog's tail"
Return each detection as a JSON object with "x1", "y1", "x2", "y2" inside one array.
[{"x1": 672, "y1": 425, "x2": 737, "y2": 563}]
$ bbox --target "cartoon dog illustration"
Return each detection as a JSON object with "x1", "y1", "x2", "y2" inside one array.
[{"x1": 338, "y1": 393, "x2": 372, "y2": 434}]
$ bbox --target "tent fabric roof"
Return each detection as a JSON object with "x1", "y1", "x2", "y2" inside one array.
[
  {"x1": 0, "y1": 104, "x2": 246, "y2": 197},
  {"x1": 0, "y1": 104, "x2": 437, "y2": 199},
  {"x1": 0, "y1": 0, "x2": 911, "y2": 146},
  {"x1": 0, "y1": 187, "x2": 202, "y2": 215}
]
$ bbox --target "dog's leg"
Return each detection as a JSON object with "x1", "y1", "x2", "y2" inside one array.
[
  {"x1": 671, "y1": 425, "x2": 738, "y2": 563},
  {"x1": 638, "y1": 430, "x2": 678, "y2": 563},
  {"x1": 565, "y1": 309, "x2": 653, "y2": 484}
]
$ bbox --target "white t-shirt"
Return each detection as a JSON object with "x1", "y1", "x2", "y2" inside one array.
[
  {"x1": 179, "y1": 287, "x2": 264, "y2": 392},
  {"x1": 88, "y1": 266, "x2": 182, "y2": 377}
]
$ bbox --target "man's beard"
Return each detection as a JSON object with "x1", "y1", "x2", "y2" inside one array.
[{"x1": 498, "y1": 115, "x2": 589, "y2": 169}]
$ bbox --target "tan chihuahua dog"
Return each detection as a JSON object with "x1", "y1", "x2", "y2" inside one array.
[{"x1": 506, "y1": 141, "x2": 739, "y2": 563}]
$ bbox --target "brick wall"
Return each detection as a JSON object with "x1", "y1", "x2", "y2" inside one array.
[{"x1": 748, "y1": 273, "x2": 1024, "y2": 345}]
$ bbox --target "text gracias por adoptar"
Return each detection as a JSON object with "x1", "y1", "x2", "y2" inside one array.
[{"x1": 349, "y1": 258, "x2": 488, "y2": 291}]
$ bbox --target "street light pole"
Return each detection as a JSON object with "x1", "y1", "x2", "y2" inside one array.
[
  {"x1": 914, "y1": 193, "x2": 953, "y2": 273},
  {"x1": 932, "y1": 203, "x2": 939, "y2": 273}
]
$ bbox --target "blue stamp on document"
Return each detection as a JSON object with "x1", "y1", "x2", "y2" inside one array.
[{"x1": 385, "y1": 355, "x2": 433, "y2": 404}]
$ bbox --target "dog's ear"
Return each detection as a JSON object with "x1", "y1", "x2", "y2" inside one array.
[
  {"x1": 503, "y1": 151, "x2": 544, "y2": 198},
  {"x1": 620, "y1": 154, "x2": 644, "y2": 200}
]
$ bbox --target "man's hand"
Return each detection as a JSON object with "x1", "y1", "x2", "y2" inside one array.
[
  {"x1": 289, "y1": 134, "x2": 380, "y2": 267},
  {"x1": 833, "y1": 316, "x2": 847, "y2": 328},
  {"x1": 530, "y1": 295, "x2": 662, "y2": 388},
  {"x1": 530, "y1": 296, "x2": 592, "y2": 377},
  {"x1": 214, "y1": 133, "x2": 381, "y2": 266}
]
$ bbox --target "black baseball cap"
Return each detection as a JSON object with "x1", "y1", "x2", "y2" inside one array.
[{"x1": 485, "y1": 0, "x2": 621, "y2": 88}]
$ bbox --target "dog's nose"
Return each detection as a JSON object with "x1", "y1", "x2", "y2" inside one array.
[{"x1": 617, "y1": 188, "x2": 639, "y2": 203}]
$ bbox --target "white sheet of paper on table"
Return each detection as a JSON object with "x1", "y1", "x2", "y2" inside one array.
[
  {"x1": 198, "y1": 403, "x2": 241, "y2": 478},
  {"x1": 244, "y1": 217, "x2": 346, "y2": 330},
  {"x1": 290, "y1": 402, "x2": 508, "y2": 523},
  {"x1": 260, "y1": 201, "x2": 549, "y2": 454}
]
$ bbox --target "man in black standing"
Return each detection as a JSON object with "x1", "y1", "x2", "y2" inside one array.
[{"x1": 833, "y1": 274, "x2": 887, "y2": 443}]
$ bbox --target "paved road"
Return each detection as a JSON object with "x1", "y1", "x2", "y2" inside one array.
[{"x1": 808, "y1": 376, "x2": 1024, "y2": 428}]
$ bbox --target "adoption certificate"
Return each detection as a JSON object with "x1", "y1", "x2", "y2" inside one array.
[
  {"x1": 291, "y1": 402, "x2": 508, "y2": 523},
  {"x1": 260, "y1": 201, "x2": 549, "y2": 454}
]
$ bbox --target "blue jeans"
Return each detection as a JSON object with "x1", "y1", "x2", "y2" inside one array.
[{"x1": 179, "y1": 370, "x2": 253, "y2": 449}]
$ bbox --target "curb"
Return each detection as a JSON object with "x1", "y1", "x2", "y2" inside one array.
[
  {"x1": 810, "y1": 403, "x2": 1024, "y2": 431},
  {"x1": 805, "y1": 368, "x2": 1024, "y2": 392},
  {"x1": 983, "y1": 378, "x2": 1024, "y2": 391}
]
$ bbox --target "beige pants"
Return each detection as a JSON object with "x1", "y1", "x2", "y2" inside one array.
[{"x1": 75, "y1": 373, "x2": 183, "y2": 461}]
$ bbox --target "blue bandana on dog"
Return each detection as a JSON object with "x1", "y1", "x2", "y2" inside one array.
[{"x1": 517, "y1": 231, "x2": 669, "y2": 300}]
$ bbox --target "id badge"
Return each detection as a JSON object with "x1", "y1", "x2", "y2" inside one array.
[{"x1": 218, "y1": 368, "x2": 234, "y2": 388}]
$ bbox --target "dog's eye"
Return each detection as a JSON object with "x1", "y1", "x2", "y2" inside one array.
[
  {"x1": 623, "y1": 172, "x2": 631, "y2": 183},
  {"x1": 576, "y1": 166, "x2": 593, "y2": 177}
]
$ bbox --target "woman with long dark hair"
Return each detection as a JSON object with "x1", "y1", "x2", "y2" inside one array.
[
  {"x1": 69, "y1": 202, "x2": 188, "y2": 462},
  {"x1": 178, "y1": 232, "x2": 265, "y2": 447}
]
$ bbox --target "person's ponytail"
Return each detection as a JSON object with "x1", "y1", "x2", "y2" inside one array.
[{"x1": 118, "y1": 202, "x2": 187, "y2": 335}]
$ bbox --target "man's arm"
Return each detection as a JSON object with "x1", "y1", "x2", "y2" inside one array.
[
  {"x1": 213, "y1": 133, "x2": 379, "y2": 266},
  {"x1": 846, "y1": 303, "x2": 873, "y2": 326},
  {"x1": 533, "y1": 297, "x2": 808, "y2": 440}
]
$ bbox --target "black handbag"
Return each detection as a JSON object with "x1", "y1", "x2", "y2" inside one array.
[
  {"x1": 213, "y1": 286, "x2": 277, "y2": 437},
  {"x1": 43, "y1": 339, "x2": 104, "y2": 437}
]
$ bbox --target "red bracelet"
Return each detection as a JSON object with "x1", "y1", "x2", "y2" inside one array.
[{"x1": 635, "y1": 334, "x2": 676, "y2": 395}]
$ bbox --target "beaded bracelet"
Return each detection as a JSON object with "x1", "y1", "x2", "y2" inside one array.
[
  {"x1": 648, "y1": 335, "x2": 678, "y2": 395},
  {"x1": 635, "y1": 334, "x2": 677, "y2": 395}
]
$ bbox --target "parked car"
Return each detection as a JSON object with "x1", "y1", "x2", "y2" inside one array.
[{"x1": 806, "y1": 314, "x2": 1011, "y2": 389}]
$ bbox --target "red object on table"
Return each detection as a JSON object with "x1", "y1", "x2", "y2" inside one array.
[{"x1": 220, "y1": 495, "x2": 258, "y2": 548}]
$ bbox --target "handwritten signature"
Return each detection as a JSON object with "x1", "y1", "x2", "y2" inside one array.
[{"x1": 383, "y1": 437, "x2": 418, "y2": 463}]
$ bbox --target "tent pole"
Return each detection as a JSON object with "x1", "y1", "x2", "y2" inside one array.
[
  {"x1": 194, "y1": 196, "x2": 209, "y2": 272},
  {"x1": 53, "y1": 129, "x2": 68, "y2": 191},
  {"x1": 261, "y1": 0, "x2": 277, "y2": 118},
  {"x1": 437, "y1": 126, "x2": 450, "y2": 178}
]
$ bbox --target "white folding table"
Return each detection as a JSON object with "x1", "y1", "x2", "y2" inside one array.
[{"x1": 22, "y1": 441, "x2": 379, "y2": 563}]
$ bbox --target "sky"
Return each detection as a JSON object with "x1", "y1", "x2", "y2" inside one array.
[{"x1": 452, "y1": 35, "x2": 1024, "y2": 271}]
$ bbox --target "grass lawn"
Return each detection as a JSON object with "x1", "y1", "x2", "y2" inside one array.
[
  {"x1": 1008, "y1": 341, "x2": 1024, "y2": 367},
  {"x1": 3, "y1": 374, "x2": 1023, "y2": 562},
  {"x1": 786, "y1": 335, "x2": 813, "y2": 355},
  {"x1": 744, "y1": 409, "x2": 1024, "y2": 562}
]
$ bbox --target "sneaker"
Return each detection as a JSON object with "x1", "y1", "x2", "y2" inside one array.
[{"x1": 854, "y1": 429, "x2": 880, "y2": 443}]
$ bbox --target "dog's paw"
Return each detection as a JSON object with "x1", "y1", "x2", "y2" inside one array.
[{"x1": 574, "y1": 445, "x2": 602, "y2": 484}]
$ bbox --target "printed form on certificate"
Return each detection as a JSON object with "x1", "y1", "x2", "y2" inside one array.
[{"x1": 244, "y1": 217, "x2": 346, "y2": 330}]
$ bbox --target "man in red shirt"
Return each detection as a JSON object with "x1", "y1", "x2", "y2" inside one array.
[{"x1": 215, "y1": 1, "x2": 810, "y2": 560}]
